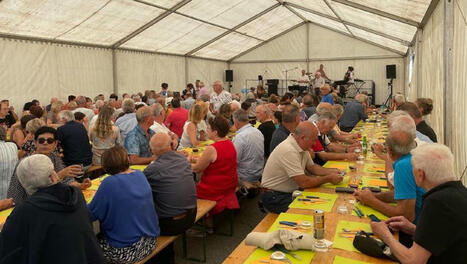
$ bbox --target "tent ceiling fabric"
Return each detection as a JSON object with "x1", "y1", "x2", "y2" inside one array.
[
  {"x1": 0, "y1": 0, "x2": 435, "y2": 60},
  {"x1": 342, "y1": 0, "x2": 432, "y2": 23}
]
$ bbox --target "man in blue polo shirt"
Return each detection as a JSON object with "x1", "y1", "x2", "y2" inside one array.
[
  {"x1": 354, "y1": 115, "x2": 425, "y2": 246},
  {"x1": 124, "y1": 106, "x2": 155, "y2": 165}
]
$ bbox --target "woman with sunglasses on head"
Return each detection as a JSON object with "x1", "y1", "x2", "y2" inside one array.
[{"x1": 7, "y1": 126, "x2": 90, "y2": 206}]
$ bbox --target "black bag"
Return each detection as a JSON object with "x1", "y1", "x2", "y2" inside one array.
[{"x1": 353, "y1": 231, "x2": 398, "y2": 262}]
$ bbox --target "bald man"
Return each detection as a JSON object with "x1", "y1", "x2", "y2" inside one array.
[
  {"x1": 144, "y1": 133, "x2": 197, "y2": 262},
  {"x1": 261, "y1": 122, "x2": 344, "y2": 213}
]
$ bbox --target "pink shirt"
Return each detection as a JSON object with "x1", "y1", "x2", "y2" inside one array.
[
  {"x1": 197, "y1": 87, "x2": 209, "y2": 98},
  {"x1": 164, "y1": 108, "x2": 188, "y2": 138}
]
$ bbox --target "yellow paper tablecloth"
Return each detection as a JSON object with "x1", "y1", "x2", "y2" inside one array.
[
  {"x1": 288, "y1": 192, "x2": 338, "y2": 212},
  {"x1": 332, "y1": 221, "x2": 372, "y2": 252}
]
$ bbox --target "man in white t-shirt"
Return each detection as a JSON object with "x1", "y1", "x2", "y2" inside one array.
[
  {"x1": 210, "y1": 80, "x2": 232, "y2": 113},
  {"x1": 149, "y1": 103, "x2": 178, "y2": 150},
  {"x1": 312, "y1": 72, "x2": 325, "y2": 89},
  {"x1": 72, "y1": 96, "x2": 94, "y2": 121},
  {"x1": 297, "y1": 70, "x2": 310, "y2": 95}
]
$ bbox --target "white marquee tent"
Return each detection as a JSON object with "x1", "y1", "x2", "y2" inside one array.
[{"x1": 0, "y1": 0, "x2": 465, "y2": 180}]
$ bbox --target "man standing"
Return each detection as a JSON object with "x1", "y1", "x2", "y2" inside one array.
[
  {"x1": 311, "y1": 72, "x2": 325, "y2": 90},
  {"x1": 371, "y1": 144, "x2": 467, "y2": 263},
  {"x1": 316, "y1": 64, "x2": 330, "y2": 81},
  {"x1": 232, "y1": 110, "x2": 264, "y2": 183},
  {"x1": 255, "y1": 105, "x2": 275, "y2": 158},
  {"x1": 210, "y1": 80, "x2": 232, "y2": 113},
  {"x1": 182, "y1": 91, "x2": 195, "y2": 111},
  {"x1": 124, "y1": 106, "x2": 155, "y2": 165},
  {"x1": 160, "y1": 83, "x2": 169, "y2": 97},
  {"x1": 297, "y1": 70, "x2": 310, "y2": 95},
  {"x1": 261, "y1": 122, "x2": 343, "y2": 213}
]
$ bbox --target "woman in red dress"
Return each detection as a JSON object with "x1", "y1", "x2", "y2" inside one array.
[{"x1": 191, "y1": 116, "x2": 239, "y2": 228}]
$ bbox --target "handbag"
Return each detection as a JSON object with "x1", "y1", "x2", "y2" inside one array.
[{"x1": 352, "y1": 231, "x2": 398, "y2": 262}]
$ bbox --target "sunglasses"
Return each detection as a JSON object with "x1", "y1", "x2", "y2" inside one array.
[{"x1": 37, "y1": 138, "x2": 56, "y2": 144}]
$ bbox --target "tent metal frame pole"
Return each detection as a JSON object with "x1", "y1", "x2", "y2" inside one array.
[
  {"x1": 420, "y1": 0, "x2": 442, "y2": 28},
  {"x1": 185, "y1": 57, "x2": 189, "y2": 86},
  {"x1": 286, "y1": 3, "x2": 411, "y2": 46},
  {"x1": 306, "y1": 22, "x2": 310, "y2": 73},
  {"x1": 227, "y1": 22, "x2": 306, "y2": 62},
  {"x1": 116, "y1": 47, "x2": 227, "y2": 62},
  {"x1": 0, "y1": 33, "x2": 110, "y2": 49},
  {"x1": 112, "y1": 0, "x2": 192, "y2": 48},
  {"x1": 332, "y1": 0, "x2": 420, "y2": 27},
  {"x1": 185, "y1": 3, "x2": 281, "y2": 56},
  {"x1": 443, "y1": 0, "x2": 454, "y2": 146},
  {"x1": 230, "y1": 55, "x2": 403, "y2": 64},
  {"x1": 305, "y1": 21, "x2": 406, "y2": 56},
  {"x1": 323, "y1": 0, "x2": 354, "y2": 37},
  {"x1": 112, "y1": 49, "x2": 118, "y2": 95}
]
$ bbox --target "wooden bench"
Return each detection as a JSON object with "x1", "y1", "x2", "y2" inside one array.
[{"x1": 136, "y1": 199, "x2": 216, "y2": 264}]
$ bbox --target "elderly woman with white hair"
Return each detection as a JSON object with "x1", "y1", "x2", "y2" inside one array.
[
  {"x1": 0, "y1": 154, "x2": 104, "y2": 263},
  {"x1": 371, "y1": 143, "x2": 467, "y2": 264},
  {"x1": 339, "y1": 93, "x2": 368, "y2": 132}
]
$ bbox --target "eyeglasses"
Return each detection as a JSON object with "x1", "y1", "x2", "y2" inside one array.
[{"x1": 37, "y1": 138, "x2": 56, "y2": 144}]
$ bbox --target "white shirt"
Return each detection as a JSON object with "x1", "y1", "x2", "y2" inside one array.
[
  {"x1": 73, "y1": 107, "x2": 94, "y2": 121},
  {"x1": 298, "y1": 74, "x2": 310, "y2": 85},
  {"x1": 312, "y1": 77, "x2": 325, "y2": 88},
  {"x1": 210, "y1": 90, "x2": 232, "y2": 112}
]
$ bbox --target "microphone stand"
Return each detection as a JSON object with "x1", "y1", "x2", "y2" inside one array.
[{"x1": 283, "y1": 67, "x2": 297, "y2": 92}]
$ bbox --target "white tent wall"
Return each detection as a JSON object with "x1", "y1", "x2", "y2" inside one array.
[
  {"x1": 451, "y1": 0, "x2": 466, "y2": 183},
  {"x1": 186, "y1": 58, "x2": 228, "y2": 91},
  {"x1": 0, "y1": 38, "x2": 113, "y2": 113},
  {"x1": 416, "y1": 0, "x2": 445, "y2": 144},
  {"x1": 230, "y1": 24, "x2": 405, "y2": 105},
  {"x1": 407, "y1": 0, "x2": 467, "y2": 183}
]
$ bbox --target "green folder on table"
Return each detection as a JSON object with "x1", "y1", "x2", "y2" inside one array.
[{"x1": 244, "y1": 213, "x2": 316, "y2": 264}]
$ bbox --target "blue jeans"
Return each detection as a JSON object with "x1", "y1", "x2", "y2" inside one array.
[{"x1": 261, "y1": 190, "x2": 293, "y2": 214}]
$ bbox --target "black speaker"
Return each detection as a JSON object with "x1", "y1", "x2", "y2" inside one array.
[
  {"x1": 267, "y1": 85, "x2": 278, "y2": 96},
  {"x1": 225, "y1": 70, "x2": 233, "y2": 82},
  {"x1": 386, "y1": 65, "x2": 396, "y2": 79}
]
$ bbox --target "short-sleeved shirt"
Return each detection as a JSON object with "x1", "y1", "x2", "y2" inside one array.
[
  {"x1": 339, "y1": 100, "x2": 367, "y2": 129},
  {"x1": 210, "y1": 90, "x2": 232, "y2": 112},
  {"x1": 233, "y1": 124, "x2": 264, "y2": 182},
  {"x1": 143, "y1": 151, "x2": 197, "y2": 218},
  {"x1": 124, "y1": 125, "x2": 151, "y2": 158},
  {"x1": 269, "y1": 125, "x2": 291, "y2": 153},
  {"x1": 72, "y1": 107, "x2": 94, "y2": 122},
  {"x1": 115, "y1": 113, "x2": 137, "y2": 144},
  {"x1": 164, "y1": 108, "x2": 188, "y2": 138},
  {"x1": 258, "y1": 121, "x2": 276, "y2": 158},
  {"x1": 261, "y1": 135, "x2": 314, "y2": 193},
  {"x1": 321, "y1": 94, "x2": 334, "y2": 105},
  {"x1": 414, "y1": 181, "x2": 467, "y2": 264},
  {"x1": 149, "y1": 121, "x2": 170, "y2": 135},
  {"x1": 393, "y1": 154, "x2": 426, "y2": 224}
]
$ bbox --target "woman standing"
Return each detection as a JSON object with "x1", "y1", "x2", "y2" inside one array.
[
  {"x1": 89, "y1": 105, "x2": 121, "y2": 165},
  {"x1": 46, "y1": 101, "x2": 63, "y2": 127},
  {"x1": 88, "y1": 146, "x2": 160, "y2": 263}
]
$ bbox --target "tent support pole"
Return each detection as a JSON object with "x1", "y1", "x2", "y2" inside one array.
[
  {"x1": 306, "y1": 22, "x2": 310, "y2": 73},
  {"x1": 112, "y1": 49, "x2": 118, "y2": 95},
  {"x1": 443, "y1": 0, "x2": 454, "y2": 146}
]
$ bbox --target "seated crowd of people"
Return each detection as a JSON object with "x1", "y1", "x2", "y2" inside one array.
[{"x1": 0, "y1": 78, "x2": 465, "y2": 264}]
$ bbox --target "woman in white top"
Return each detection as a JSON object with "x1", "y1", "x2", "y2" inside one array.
[{"x1": 178, "y1": 103, "x2": 207, "y2": 150}]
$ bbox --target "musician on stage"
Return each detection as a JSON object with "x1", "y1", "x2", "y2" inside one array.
[
  {"x1": 297, "y1": 69, "x2": 310, "y2": 96},
  {"x1": 333, "y1": 66, "x2": 355, "y2": 97},
  {"x1": 316, "y1": 64, "x2": 331, "y2": 81}
]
